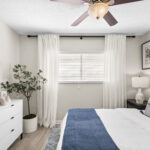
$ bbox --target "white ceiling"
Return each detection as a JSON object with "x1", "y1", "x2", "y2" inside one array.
[{"x1": 0, "y1": 0, "x2": 149, "y2": 35}]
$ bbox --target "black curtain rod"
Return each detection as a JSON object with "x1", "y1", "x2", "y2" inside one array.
[{"x1": 27, "y1": 35, "x2": 135, "y2": 38}]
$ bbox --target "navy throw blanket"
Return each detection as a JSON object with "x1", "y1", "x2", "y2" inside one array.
[{"x1": 62, "y1": 109, "x2": 119, "y2": 150}]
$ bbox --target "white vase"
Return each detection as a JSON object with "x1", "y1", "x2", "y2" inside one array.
[
  {"x1": 135, "y1": 88, "x2": 144, "y2": 104},
  {"x1": 23, "y1": 115, "x2": 38, "y2": 133}
]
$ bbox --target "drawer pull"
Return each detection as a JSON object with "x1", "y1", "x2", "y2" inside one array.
[
  {"x1": 11, "y1": 104, "x2": 14, "y2": 107},
  {"x1": 11, "y1": 116, "x2": 14, "y2": 120},
  {"x1": 11, "y1": 129, "x2": 15, "y2": 132}
]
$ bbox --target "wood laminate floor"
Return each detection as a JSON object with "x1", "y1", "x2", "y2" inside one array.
[{"x1": 8, "y1": 127, "x2": 51, "y2": 150}]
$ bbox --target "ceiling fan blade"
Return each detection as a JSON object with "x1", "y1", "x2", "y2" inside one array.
[
  {"x1": 51, "y1": 0, "x2": 88, "y2": 4},
  {"x1": 113, "y1": 0, "x2": 143, "y2": 5},
  {"x1": 71, "y1": 11, "x2": 89, "y2": 26},
  {"x1": 103, "y1": 11, "x2": 118, "y2": 26}
]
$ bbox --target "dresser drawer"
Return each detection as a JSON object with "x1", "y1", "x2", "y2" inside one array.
[
  {"x1": 0, "y1": 100, "x2": 22, "y2": 125},
  {"x1": 0, "y1": 119, "x2": 22, "y2": 150},
  {"x1": 0, "y1": 113, "x2": 22, "y2": 141}
]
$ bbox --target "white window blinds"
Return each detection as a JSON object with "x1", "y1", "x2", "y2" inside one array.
[
  {"x1": 58, "y1": 53, "x2": 104, "y2": 82},
  {"x1": 58, "y1": 54, "x2": 81, "y2": 81},
  {"x1": 82, "y1": 54, "x2": 104, "y2": 81}
]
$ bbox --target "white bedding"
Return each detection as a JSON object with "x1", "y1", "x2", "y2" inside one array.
[{"x1": 57, "y1": 109, "x2": 150, "y2": 150}]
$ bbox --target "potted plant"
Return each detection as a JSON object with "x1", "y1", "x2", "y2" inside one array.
[{"x1": 1, "y1": 64, "x2": 46, "y2": 133}]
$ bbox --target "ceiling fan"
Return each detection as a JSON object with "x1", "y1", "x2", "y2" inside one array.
[{"x1": 51, "y1": 0, "x2": 143, "y2": 26}]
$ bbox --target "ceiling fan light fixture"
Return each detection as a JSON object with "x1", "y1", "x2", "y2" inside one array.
[{"x1": 88, "y1": 2, "x2": 109, "y2": 19}]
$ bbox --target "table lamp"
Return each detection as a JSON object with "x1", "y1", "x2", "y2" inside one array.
[{"x1": 132, "y1": 76, "x2": 149, "y2": 104}]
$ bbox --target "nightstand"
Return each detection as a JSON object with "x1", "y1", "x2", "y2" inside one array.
[{"x1": 127, "y1": 99, "x2": 147, "y2": 110}]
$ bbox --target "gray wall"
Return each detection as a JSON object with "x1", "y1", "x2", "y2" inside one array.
[
  {"x1": 1, "y1": 20, "x2": 150, "y2": 121},
  {"x1": 0, "y1": 21, "x2": 20, "y2": 83},
  {"x1": 19, "y1": 33, "x2": 150, "y2": 120}
]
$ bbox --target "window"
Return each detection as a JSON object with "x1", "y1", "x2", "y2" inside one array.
[{"x1": 58, "y1": 53, "x2": 104, "y2": 83}]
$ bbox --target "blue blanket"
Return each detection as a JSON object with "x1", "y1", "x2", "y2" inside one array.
[{"x1": 62, "y1": 109, "x2": 119, "y2": 150}]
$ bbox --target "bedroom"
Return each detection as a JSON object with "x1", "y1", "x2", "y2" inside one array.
[{"x1": 0, "y1": 0, "x2": 150, "y2": 150}]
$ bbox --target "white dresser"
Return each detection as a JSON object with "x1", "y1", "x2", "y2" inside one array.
[{"x1": 0, "y1": 99, "x2": 23, "y2": 150}]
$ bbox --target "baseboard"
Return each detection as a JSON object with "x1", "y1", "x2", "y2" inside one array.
[{"x1": 56, "y1": 120, "x2": 62, "y2": 125}]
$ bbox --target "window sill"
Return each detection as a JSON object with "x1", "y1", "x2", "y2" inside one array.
[{"x1": 58, "y1": 81, "x2": 104, "y2": 84}]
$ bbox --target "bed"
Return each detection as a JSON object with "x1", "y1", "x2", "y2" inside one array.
[{"x1": 57, "y1": 108, "x2": 150, "y2": 150}]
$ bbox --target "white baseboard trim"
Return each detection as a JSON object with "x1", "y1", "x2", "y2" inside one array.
[{"x1": 56, "y1": 120, "x2": 62, "y2": 125}]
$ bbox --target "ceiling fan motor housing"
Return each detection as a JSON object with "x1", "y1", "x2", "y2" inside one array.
[{"x1": 90, "y1": 0, "x2": 114, "y2": 5}]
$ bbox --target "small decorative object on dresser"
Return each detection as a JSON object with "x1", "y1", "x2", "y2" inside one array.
[
  {"x1": 0, "y1": 99, "x2": 23, "y2": 150},
  {"x1": 127, "y1": 99, "x2": 147, "y2": 110},
  {"x1": 132, "y1": 76, "x2": 149, "y2": 104},
  {"x1": 0, "y1": 91, "x2": 11, "y2": 106},
  {"x1": 1, "y1": 64, "x2": 46, "y2": 134}
]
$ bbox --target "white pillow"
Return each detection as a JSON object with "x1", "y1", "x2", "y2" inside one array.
[{"x1": 143, "y1": 99, "x2": 150, "y2": 117}]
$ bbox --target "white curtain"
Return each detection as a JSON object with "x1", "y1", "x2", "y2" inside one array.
[
  {"x1": 103, "y1": 34, "x2": 126, "y2": 108},
  {"x1": 37, "y1": 34, "x2": 59, "y2": 128}
]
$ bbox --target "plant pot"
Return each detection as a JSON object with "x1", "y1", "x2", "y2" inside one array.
[{"x1": 23, "y1": 114, "x2": 38, "y2": 133}]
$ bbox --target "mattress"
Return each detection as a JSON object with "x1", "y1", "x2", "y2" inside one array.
[{"x1": 57, "y1": 108, "x2": 150, "y2": 150}]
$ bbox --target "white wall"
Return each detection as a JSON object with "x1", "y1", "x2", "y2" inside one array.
[
  {"x1": 0, "y1": 21, "x2": 20, "y2": 83},
  {"x1": 19, "y1": 36, "x2": 105, "y2": 118},
  {"x1": 1, "y1": 21, "x2": 149, "y2": 120},
  {"x1": 60, "y1": 37, "x2": 104, "y2": 51},
  {"x1": 19, "y1": 36, "x2": 38, "y2": 115},
  {"x1": 142, "y1": 32, "x2": 150, "y2": 43},
  {"x1": 126, "y1": 36, "x2": 142, "y2": 99},
  {"x1": 19, "y1": 35, "x2": 150, "y2": 120},
  {"x1": 126, "y1": 32, "x2": 150, "y2": 101},
  {"x1": 58, "y1": 37, "x2": 104, "y2": 119}
]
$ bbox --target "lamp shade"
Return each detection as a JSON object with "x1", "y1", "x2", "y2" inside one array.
[{"x1": 132, "y1": 77, "x2": 149, "y2": 88}]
